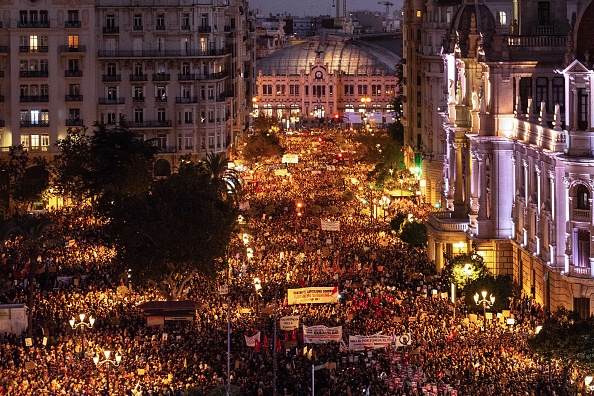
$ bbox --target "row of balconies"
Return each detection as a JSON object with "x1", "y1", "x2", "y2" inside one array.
[
  {"x1": 1, "y1": 119, "x2": 175, "y2": 128},
  {"x1": 19, "y1": 45, "x2": 86, "y2": 53},
  {"x1": 97, "y1": 49, "x2": 229, "y2": 58},
  {"x1": 97, "y1": 96, "x2": 228, "y2": 105},
  {"x1": 102, "y1": 25, "x2": 232, "y2": 34}
]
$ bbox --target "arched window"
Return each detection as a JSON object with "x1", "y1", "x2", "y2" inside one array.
[
  {"x1": 577, "y1": 184, "x2": 590, "y2": 210},
  {"x1": 107, "y1": 63, "x2": 116, "y2": 76}
]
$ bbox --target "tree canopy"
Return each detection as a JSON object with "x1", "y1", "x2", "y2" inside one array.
[
  {"x1": 104, "y1": 161, "x2": 238, "y2": 300},
  {"x1": 240, "y1": 133, "x2": 284, "y2": 164}
]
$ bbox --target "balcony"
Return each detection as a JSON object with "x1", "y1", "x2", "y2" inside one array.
[
  {"x1": 20, "y1": 95, "x2": 49, "y2": 103},
  {"x1": 20, "y1": 70, "x2": 49, "y2": 78},
  {"x1": 59, "y1": 45, "x2": 86, "y2": 53},
  {"x1": 128, "y1": 120, "x2": 172, "y2": 128},
  {"x1": 102, "y1": 74, "x2": 121, "y2": 82},
  {"x1": 65, "y1": 21, "x2": 81, "y2": 28},
  {"x1": 177, "y1": 71, "x2": 229, "y2": 81},
  {"x1": 98, "y1": 49, "x2": 229, "y2": 58},
  {"x1": 103, "y1": 26, "x2": 119, "y2": 34},
  {"x1": 574, "y1": 209, "x2": 591, "y2": 220},
  {"x1": 133, "y1": 25, "x2": 143, "y2": 31},
  {"x1": 427, "y1": 211, "x2": 469, "y2": 233},
  {"x1": 175, "y1": 96, "x2": 198, "y2": 103},
  {"x1": 155, "y1": 145, "x2": 177, "y2": 153},
  {"x1": 99, "y1": 97, "x2": 125, "y2": 105},
  {"x1": 181, "y1": 25, "x2": 190, "y2": 31},
  {"x1": 198, "y1": 26, "x2": 212, "y2": 33},
  {"x1": 152, "y1": 73, "x2": 170, "y2": 81},
  {"x1": 155, "y1": 96, "x2": 168, "y2": 102},
  {"x1": 155, "y1": 25, "x2": 165, "y2": 31},
  {"x1": 65, "y1": 119, "x2": 84, "y2": 126},
  {"x1": 133, "y1": 96, "x2": 145, "y2": 103},
  {"x1": 65, "y1": 70, "x2": 83, "y2": 77},
  {"x1": 21, "y1": 121, "x2": 49, "y2": 127},
  {"x1": 130, "y1": 74, "x2": 148, "y2": 81},
  {"x1": 178, "y1": 73, "x2": 197, "y2": 81},
  {"x1": 17, "y1": 21, "x2": 50, "y2": 28},
  {"x1": 569, "y1": 265, "x2": 592, "y2": 279},
  {"x1": 65, "y1": 95, "x2": 83, "y2": 101},
  {"x1": 0, "y1": 47, "x2": 8, "y2": 53},
  {"x1": 20, "y1": 46, "x2": 48, "y2": 53}
]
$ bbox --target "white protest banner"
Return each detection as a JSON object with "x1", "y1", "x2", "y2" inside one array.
[
  {"x1": 287, "y1": 287, "x2": 339, "y2": 305},
  {"x1": 303, "y1": 325, "x2": 342, "y2": 344},
  {"x1": 239, "y1": 201, "x2": 250, "y2": 211},
  {"x1": 395, "y1": 333, "x2": 412, "y2": 347},
  {"x1": 244, "y1": 331, "x2": 261, "y2": 347},
  {"x1": 282, "y1": 154, "x2": 299, "y2": 164},
  {"x1": 320, "y1": 220, "x2": 340, "y2": 232},
  {"x1": 280, "y1": 315, "x2": 300, "y2": 331},
  {"x1": 348, "y1": 334, "x2": 393, "y2": 351}
]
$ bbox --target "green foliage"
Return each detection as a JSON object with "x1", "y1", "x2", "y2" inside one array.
[
  {"x1": 528, "y1": 307, "x2": 594, "y2": 393},
  {"x1": 200, "y1": 152, "x2": 243, "y2": 203},
  {"x1": 241, "y1": 133, "x2": 284, "y2": 164},
  {"x1": 390, "y1": 213, "x2": 407, "y2": 232},
  {"x1": 51, "y1": 127, "x2": 93, "y2": 202},
  {"x1": 104, "y1": 163, "x2": 238, "y2": 300},
  {"x1": 252, "y1": 115, "x2": 279, "y2": 133},
  {"x1": 464, "y1": 274, "x2": 514, "y2": 313},
  {"x1": 443, "y1": 253, "x2": 490, "y2": 291},
  {"x1": 206, "y1": 385, "x2": 243, "y2": 396},
  {"x1": 342, "y1": 190, "x2": 355, "y2": 202},
  {"x1": 398, "y1": 220, "x2": 427, "y2": 246}
]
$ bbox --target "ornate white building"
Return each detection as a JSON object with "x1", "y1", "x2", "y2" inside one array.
[
  {"x1": 0, "y1": 0, "x2": 256, "y2": 171},
  {"x1": 404, "y1": 0, "x2": 594, "y2": 316}
]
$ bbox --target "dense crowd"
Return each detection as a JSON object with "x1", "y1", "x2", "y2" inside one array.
[{"x1": 0, "y1": 131, "x2": 565, "y2": 395}]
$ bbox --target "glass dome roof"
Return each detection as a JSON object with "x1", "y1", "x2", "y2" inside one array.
[{"x1": 256, "y1": 36, "x2": 401, "y2": 76}]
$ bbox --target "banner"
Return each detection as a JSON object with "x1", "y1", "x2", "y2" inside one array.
[
  {"x1": 245, "y1": 331, "x2": 261, "y2": 347},
  {"x1": 303, "y1": 325, "x2": 342, "y2": 344},
  {"x1": 348, "y1": 334, "x2": 392, "y2": 351},
  {"x1": 320, "y1": 220, "x2": 340, "y2": 232},
  {"x1": 287, "y1": 287, "x2": 339, "y2": 305},
  {"x1": 280, "y1": 315, "x2": 300, "y2": 331},
  {"x1": 344, "y1": 113, "x2": 362, "y2": 123},
  {"x1": 282, "y1": 154, "x2": 299, "y2": 164},
  {"x1": 239, "y1": 201, "x2": 250, "y2": 211}
]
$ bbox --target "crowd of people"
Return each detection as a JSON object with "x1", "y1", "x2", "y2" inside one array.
[{"x1": 0, "y1": 130, "x2": 567, "y2": 395}]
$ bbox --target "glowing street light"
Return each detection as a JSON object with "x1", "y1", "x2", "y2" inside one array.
[
  {"x1": 474, "y1": 290, "x2": 495, "y2": 327},
  {"x1": 69, "y1": 313, "x2": 94, "y2": 359},
  {"x1": 93, "y1": 349, "x2": 122, "y2": 393}
]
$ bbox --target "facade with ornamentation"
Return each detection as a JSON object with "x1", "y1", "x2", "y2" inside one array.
[{"x1": 403, "y1": 0, "x2": 594, "y2": 316}]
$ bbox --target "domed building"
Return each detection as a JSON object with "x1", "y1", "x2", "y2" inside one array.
[{"x1": 253, "y1": 35, "x2": 401, "y2": 129}]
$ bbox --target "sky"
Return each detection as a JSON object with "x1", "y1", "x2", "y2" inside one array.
[{"x1": 249, "y1": 0, "x2": 403, "y2": 18}]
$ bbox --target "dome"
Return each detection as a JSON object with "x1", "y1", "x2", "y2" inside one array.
[
  {"x1": 256, "y1": 36, "x2": 401, "y2": 76},
  {"x1": 449, "y1": 0, "x2": 497, "y2": 57}
]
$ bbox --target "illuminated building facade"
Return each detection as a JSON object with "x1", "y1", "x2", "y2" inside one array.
[
  {"x1": 253, "y1": 35, "x2": 400, "y2": 129},
  {"x1": 405, "y1": 0, "x2": 594, "y2": 315}
]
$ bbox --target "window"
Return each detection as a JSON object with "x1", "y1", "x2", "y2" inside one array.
[
  {"x1": 107, "y1": 112, "x2": 116, "y2": 125},
  {"x1": 69, "y1": 84, "x2": 80, "y2": 96},
  {"x1": 134, "y1": 109, "x2": 144, "y2": 123},
  {"x1": 552, "y1": 77, "x2": 564, "y2": 113},
  {"x1": 578, "y1": 88, "x2": 589, "y2": 130},
  {"x1": 68, "y1": 59, "x2": 79, "y2": 71},
  {"x1": 134, "y1": 86, "x2": 144, "y2": 100},
  {"x1": 156, "y1": 14, "x2": 165, "y2": 29},
  {"x1": 157, "y1": 86, "x2": 166, "y2": 100},
  {"x1": 181, "y1": 85, "x2": 191, "y2": 98},
  {"x1": 182, "y1": 14, "x2": 190, "y2": 29},
  {"x1": 417, "y1": 112, "x2": 421, "y2": 128},
  {"x1": 68, "y1": 10, "x2": 79, "y2": 22},
  {"x1": 41, "y1": 135, "x2": 50, "y2": 150},
  {"x1": 20, "y1": 11, "x2": 27, "y2": 24},
  {"x1": 535, "y1": 77, "x2": 548, "y2": 112},
  {"x1": 40, "y1": 84, "x2": 48, "y2": 98},
  {"x1": 498, "y1": 11, "x2": 507, "y2": 25},
  {"x1": 69, "y1": 108, "x2": 80, "y2": 121},
  {"x1": 21, "y1": 135, "x2": 30, "y2": 148},
  {"x1": 577, "y1": 185, "x2": 590, "y2": 210},
  {"x1": 133, "y1": 14, "x2": 143, "y2": 29},
  {"x1": 155, "y1": 134, "x2": 167, "y2": 149},
  {"x1": 107, "y1": 87, "x2": 117, "y2": 99},
  {"x1": 29, "y1": 35, "x2": 38, "y2": 51},
  {"x1": 134, "y1": 62, "x2": 143, "y2": 76},
  {"x1": 40, "y1": 60, "x2": 48, "y2": 73},
  {"x1": 106, "y1": 14, "x2": 115, "y2": 28},
  {"x1": 182, "y1": 62, "x2": 190, "y2": 75},
  {"x1": 158, "y1": 108, "x2": 166, "y2": 122},
  {"x1": 537, "y1": 2, "x2": 550, "y2": 25},
  {"x1": 184, "y1": 136, "x2": 193, "y2": 150},
  {"x1": 184, "y1": 110, "x2": 193, "y2": 124},
  {"x1": 31, "y1": 134, "x2": 40, "y2": 149},
  {"x1": 416, "y1": 10, "x2": 421, "y2": 17},
  {"x1": 68, "y1": 35, "x2": 79, "y2": 49},
  {"x1": 107, "y1": 63, "x2": 117, "y2": 76}
]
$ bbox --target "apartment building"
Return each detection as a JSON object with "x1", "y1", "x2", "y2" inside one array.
[{"x1": 0, "y1": 0, "x2": 256, "y2": 167}]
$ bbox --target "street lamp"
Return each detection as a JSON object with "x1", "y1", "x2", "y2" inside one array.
[
  {"x1": 253, "y1": 277, "x2": 262, "y2": 316},
  {"x1": 474, "y1": 290, "x2": 495, "y2": 327},
  {"x1": 464, "y1": 263, "x2": 473, "y2": 286},
  {"x1": 93, "y1": 349, "x2": 122, "y2": 394},
  {"x1": 69, "y1": 313, "x2": 94, "y2": 359}
]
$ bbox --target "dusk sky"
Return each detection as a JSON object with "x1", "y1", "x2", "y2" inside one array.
[{"x1": 249, "y1": 0, "x2": 403, "y2": 17}]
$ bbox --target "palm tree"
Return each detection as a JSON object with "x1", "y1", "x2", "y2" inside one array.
[
  {"x1": 203, "y1": 152, "x2": 242, "y2": 203},
  {"x1": 8, "y1": 214, "x2": 54, "y2": 336}
]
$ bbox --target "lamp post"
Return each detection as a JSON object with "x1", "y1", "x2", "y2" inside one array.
[
  {"x1": 463, "y1": 263, "x2": 473, "y2": 288},
  {"x1": 69, "y1": 313, "x2": 94, "y2": 359},
  {"x1": 253, "y1": 277, "x2": 262, "y2": 316},
  {"x1": 93, "y1": 349, "x2": 121, "y2": 394},
  {"x1": 474, "y1": 290, "x2": 495, "y2": 328}
]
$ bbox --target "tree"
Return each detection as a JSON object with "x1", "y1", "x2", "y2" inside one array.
[
  {"x1": 8, "y1": 214, "x2": 55, "y2": 336},
  {"x1": 443, "y1": 253, "x2": 490, "y2": 291},
  {"x1": 252, "y1": 115, "x2": 279, "y2": 133},
  {"x1": 390, "y1": 213, "x2": 407, "y2": 232},
  {"x1": 398, "y1": 220, "x2": 427, "y2": 246},
  {"x1": 51, "y1": 127, "x2": 93, "y2": 202},
  {"x1": 528, "y1": 307, "x2": 594, "y2": 396},
  {"x1": 241, "y1": 133, "x2": 284, "y2": 164},
  {"x1": 202, "y1": 152, "x2": 243, "y2": 203},
  {"x1": 105, "y1": 162, "x2": 238, "y2": 300}
]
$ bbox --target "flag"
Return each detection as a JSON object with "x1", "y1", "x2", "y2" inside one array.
[
  {"x1": 276, "y1": 337, "x2": 282, "y2": 352},
  {"x1": 339, "y1": 339, "x2": 348, "y2": 353},
  {"x1": 244, "y1": 331, "x2": 261, "y2": 347},
  {"x1": 263, "y1": 334, "x2": 270, "y2": 349},
  {"x1": 314, "y1": 363, "x2": 325, "y2": 371},
  {"x1": 254, "y1": 338, "x2": 261, "y2": 353}
]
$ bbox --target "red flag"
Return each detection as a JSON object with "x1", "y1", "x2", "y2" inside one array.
[
  {"x1": 285, "y1": 331, "x2": 289, "y2": 341},
  {"x1": 276, "y1": 337, "x2": 282, "y2": 352},
  {"x1": 254, "y1": 339, "x2": 261, "y2": 353},
  {"x1": 263, "y1": 334, "x2": 270, "y2": 349},
  {"x1": 291, "y1": 330, "x2": 297, "y2": 341}
]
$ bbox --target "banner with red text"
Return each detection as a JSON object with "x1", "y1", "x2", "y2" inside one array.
[
  {"x1": 348, "y1": 334, "x2": 393, "y2": 351},
  {"x1": 287, "y1": 287, "x2": 339, "y2": 305},
  {"x1": 303, "y1": 325, "x2": 342, "y2": 344}
]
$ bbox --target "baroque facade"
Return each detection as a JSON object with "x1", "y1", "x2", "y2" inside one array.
[
  {"x1": 403, "y1": 0, "x2": 594, "y2": 315},
  {"x1": 0, "y1": 0, "x2": 255, "y2": 168}
]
